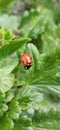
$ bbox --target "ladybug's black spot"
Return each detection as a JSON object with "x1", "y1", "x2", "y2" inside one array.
[{"x1": 24, "y1": 65, "x2": 31, "y2": 70}]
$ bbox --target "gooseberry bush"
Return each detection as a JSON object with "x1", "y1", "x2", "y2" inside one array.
[{"x1": 0, "y1": 0, "x2": 60, "y2": 130}]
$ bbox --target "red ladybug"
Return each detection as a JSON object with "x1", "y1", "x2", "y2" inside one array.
[{"x1": 21, "y1": 53, "x2": 32, "y2": 69}]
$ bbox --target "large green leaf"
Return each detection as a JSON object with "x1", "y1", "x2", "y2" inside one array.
[
  {"x1": 0, "y1": 37, "x2": 30, "y2": 59},
  {"x1": 17, "y1": 41, "x2": 60, "y2": 99}
]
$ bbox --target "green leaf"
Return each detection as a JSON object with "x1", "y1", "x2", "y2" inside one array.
[
  {"x1": 32, "y1": 109, "x2": 60, "y2": 129},
  {"x1": 8, "y1": 100, "x2": 21, "y2": 119},
  {"x1": 32, "y1": 84, "x2": 60, "y2": 99},
  {"x1": 0, "y1": 74, "x2": 14, "y2": 92},
  {"x1": 0, "y1": 90, "x2": 8, "y2": 117},
  {"x1": 0, "y1": 0, "x2": 14, "y2": 13},
  {"x1": 17, "y1": 43, "x2": 41, "y2": 85},
  {"x1": 18, "y1": 95, "x2": 32, "y2": 110},
  {"x1": 13, "y1": 116, "x2": 32, "y2": 130},
  {"x1": 0, "y1": 116, "x2": 14, "y2": 130},
  {"x1": 0, "y1": 54, "x2": 18, "y2": 74},
  {"x1": 26, "y1": 43, "x2": 40, "y2": 65},
  {"x1": 0, "y1": 37, "x2": 31, "y2": 59}
]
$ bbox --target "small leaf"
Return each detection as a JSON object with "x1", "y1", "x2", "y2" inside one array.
[
  {"x1": 0, "y1": 74, "x2": 14, "y2": 92},
  {"x1": 0, "y1": 116, "x2": 14, "y2": 130},
  {"x1": 0, "y1": 54, "x2": 18, "y2": 74},
  {"x1": 26, "y1": 43, "x2": 40, "y2": 63},
  {"x1": 8, "y1": 100, "x2": 21, "y2": 119}
]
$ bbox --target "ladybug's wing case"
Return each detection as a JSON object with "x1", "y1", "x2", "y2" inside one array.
[{"x1": 21, "y1": 56, "x2": 27, "y2": 67}]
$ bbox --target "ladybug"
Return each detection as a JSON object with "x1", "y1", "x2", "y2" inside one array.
[{"x1": 21, "y1": 53, "x2": 32, "y2": 69}]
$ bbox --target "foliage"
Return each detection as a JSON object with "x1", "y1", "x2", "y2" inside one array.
[
  {"x1": 0, "y1": 0, "x2": 60, "y2": 130},
  {"x1": 0, "y1": 0, "x2": 14, "y2": 13}
]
